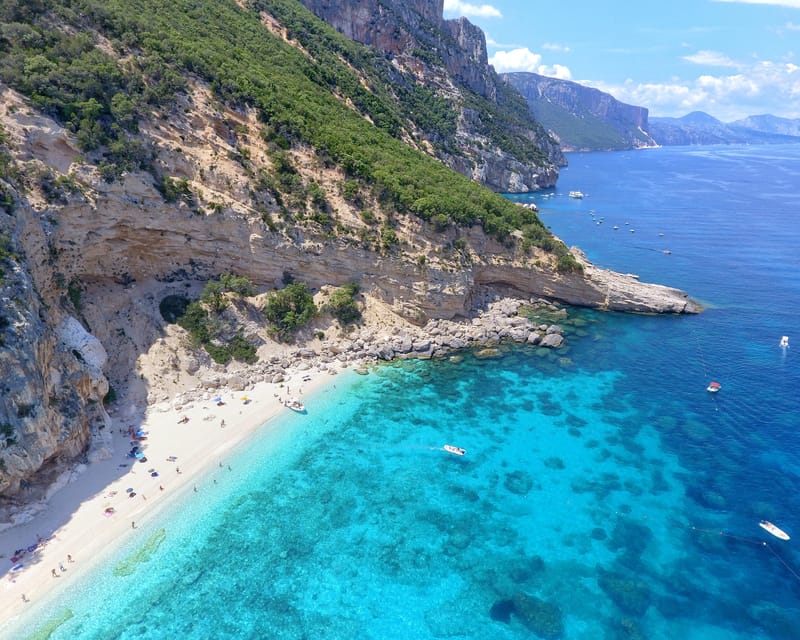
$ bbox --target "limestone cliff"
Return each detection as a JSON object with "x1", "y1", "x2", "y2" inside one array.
[
  {"x1": 298, "y1": 0, "x2": 564, "y2": 191},
  {"x1": 502, "y1": 72, "x2": 657, "y2": 151},
  {"x1": 0, "y1": 77, "x2": 699, "y2": 497}
]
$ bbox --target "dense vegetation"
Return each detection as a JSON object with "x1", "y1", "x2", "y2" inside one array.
[
  {"x1": 323, "y1": 282, "x2": 361, "y2": 327},
  {"x1": 0, "y1": 0, "x2": 184, "y2": 181},
  {"x1": 263, "y1": 282, "x2": 317, "y2": 341},
  {"x1": 0, "y1": 0, "x2": 581, "y2": 270},
  {"x1": 530, "y1": 99, "x2": 647, "y2": 151},
  {"x1": 175, "y1": 276, "x2": 259, "y2": 364}
]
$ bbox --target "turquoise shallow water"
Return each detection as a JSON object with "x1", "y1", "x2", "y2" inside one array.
[{"x1": 6, "y1": 144, "x2": 800, "y2": 639}]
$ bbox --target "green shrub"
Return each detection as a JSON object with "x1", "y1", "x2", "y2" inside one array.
[
  {"x1": 177, "y1": 302, "x2": 212, "y2": 346},
  {"x1": 67, "y1": 279, "x2": 81, "y2": 309},
  {"x1": 200, "y1": 281, "x2": 228, "y2": 313},
  {"x1": 380, "y1": 223, "x2": 398, "y2": 250},
  {"x1": 263, "y1": 282, "x2": 317, "y2": 340},
  {"x1": 556, "y1": 253, "x2": 584, "y2": 273},
  {"x1": 203, "y1": 342, "x2": 231, "y2": 365},
  {"x1": 324, "y1": 282, "x2": 361, "y2": 326},
  {"x1": 228, "y1": 332, "x2": 258, "y2": 364},
  {"x1": 452, "y1": 237, "x2": 468, "y2": 251},
  {"x1": 219, "y1": 273, "x2": 255, "y2": 297},
  {"x1": 156, "y1": 175, "x2": 194, "y2": 205}
]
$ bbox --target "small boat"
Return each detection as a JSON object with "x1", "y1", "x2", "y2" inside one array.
[
  {"x1": 706, "y1": 381, "x2": 721, "y2": 393},
  {"x1": 759, "y1": 520, "x2": 790, "y2": 541},
  {"x1": 613, "y1": 225, "x2": 619, "y2": 230},
  {"x1": 569, "y1": 191, "x2": 584, "y2": 199},
  {"x1": 443, "y1": 444, "x2": 466, "y2": 456},
  {"x1": 283, "y1": 397, "x2": 306, "y2": 413},
  {"x1": 780, "y1": 336, "x2": 789, "y2": 348}
]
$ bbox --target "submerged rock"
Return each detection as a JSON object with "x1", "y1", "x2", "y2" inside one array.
[
  {"x1": 489, "y1": 598, "x2": 515, "y2": 623},
  {"x1": 510, "y1": 592, "x2": 564, "y2": 638},
  {"x1": 504, "y1": 470, "x2": 534, "y2": 495},
  {"x1": 597, "y1": 565, "x2": 651, "y2": 616}
]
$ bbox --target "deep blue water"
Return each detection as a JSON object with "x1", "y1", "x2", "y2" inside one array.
[{"x1": 6, "y1": 144, "x2": 800, "y2": 639}]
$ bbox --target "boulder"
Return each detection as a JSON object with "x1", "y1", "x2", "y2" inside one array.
[
  {"x1": 540, "y1": 333, "x2": 564, "y2": 348},
  {"x1": 510, "y1": 592, "x2": 564, "y2": 638}
]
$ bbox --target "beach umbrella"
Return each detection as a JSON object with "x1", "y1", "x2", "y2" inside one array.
[
  {"x1": 213, "y1": 397, "x2": 222, "y2": 403},
  {"x1": 126, "y1": 487, "x2": 133, "y2": 493}
]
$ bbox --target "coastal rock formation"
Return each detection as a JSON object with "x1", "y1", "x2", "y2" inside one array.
[
  {"x1": 298, "y1": 0, "x2": 564, "y2": 191},
  {"x1": 0, "y1": 12, "x2": 697, "y2": 500},
  {"x1": 503, "y1": 72, "x2": 656, "y2": 151}
]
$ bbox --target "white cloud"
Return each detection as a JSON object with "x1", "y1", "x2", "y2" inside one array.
[
  {"x1": 541, "y1": 43, "x2": 571, "y2": 53},
  {"x1": 538, "y1": 64, "x2": 573, "y2": 80},
  {"x1": 712, "y1": 0, "x2": 800, "y2": 7},
  {"x1": 683, "y1": 50, "x2": 740, "y2": 67},
  {"x1": 584, "y1": 58, "x2": 800, "y2": 119},
  {"x1": 443, "y1": 1, "x2": 502, "y2": 18},
  {"x1": 786, "y1": 21, "x2": 800, "y2": 29},
  {"x1": 489, "y1": 48, "x2": 543, "y2": 72},
  {"x1": 489, "y1": 48, "x2": 573, "y2": 80}
]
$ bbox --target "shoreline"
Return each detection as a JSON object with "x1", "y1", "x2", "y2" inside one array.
[
  {"x1": 0, "y1": 368, "x2": 338, "y2": 631},
  {"x1": 0, "y1": 295, "x2": 572, "y2": 631}
]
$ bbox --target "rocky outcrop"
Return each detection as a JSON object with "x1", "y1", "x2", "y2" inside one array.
[
  {"x1": 503, "y1": 72, "x2": 656, "y2": 151},
  {"x1": 298, "y1": 0, "x2": 564, "y2": 191},
  {"x1": 299, "y1": 0, "x2": 493, "y2": 97},
  {"x1": 0, "y1": 67, "x2": 698, "y2": 499},
  {"x1": 0, "y1": 221, "x2": 108, "y2": 496}
]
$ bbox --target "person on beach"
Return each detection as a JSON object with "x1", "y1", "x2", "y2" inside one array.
[
  {"x1": 67, "y1": 554, "x2": 73, "y2": 563},
  {"x1": 59, "y1": 562, "x2": 66, "y2": 572},
  {"x1": 131, "y1": 521, "x2": 135, "y2": 529},
  {"x1": 51, "y1": 569, "x2": 57, "y2": 578}
]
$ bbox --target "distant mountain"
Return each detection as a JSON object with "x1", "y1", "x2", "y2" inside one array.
[
  {"x1": 501, "y1": 72, "x2": 656, "y2": 151},
  {"x1": 650, "y1": 111, "x2": 800, "y2": 146},
  {"x1": 729, "y1": 114, "x2": 800, "y2": 137},
  {"x1": 498, "y1": 67, "x2": 800, "y2": 149}
]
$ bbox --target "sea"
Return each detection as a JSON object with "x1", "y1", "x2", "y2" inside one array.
[{"x1": 5, "y1": 144, "x2": 800, "y2": 639}]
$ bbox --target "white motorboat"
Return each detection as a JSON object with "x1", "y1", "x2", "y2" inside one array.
[
  {"x1": 759, "y1": 520, "x2": 790, "y2": 540},
  {"x1": 283, "y1": 397, "x2": 306, "y2": 413},
  {"x1": 443, "y1": 444, "x2": 466, "y2": 456}
]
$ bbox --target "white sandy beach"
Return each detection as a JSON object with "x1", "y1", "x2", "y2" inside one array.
[{"x1": 0, "y1": 369, "x2": 337, "y2": 630}]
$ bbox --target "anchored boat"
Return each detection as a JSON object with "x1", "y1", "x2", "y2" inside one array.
[
  {"x1": 759, "y1": 520, "x2": 790, "y2": 541},
  {"x1": 443, "y1": 445, "x2": 466, "y2": 456}
]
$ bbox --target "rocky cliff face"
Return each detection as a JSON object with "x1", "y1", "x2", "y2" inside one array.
[
  {"x1": 0, "y1": 78, "x2": 699, "y2": 498},
  {"x1": 503, "y1": 72, "x2": 656, "y2": 151},
  {"x1": 298, "y1": 0, "x2": 564, "y2": 191}
]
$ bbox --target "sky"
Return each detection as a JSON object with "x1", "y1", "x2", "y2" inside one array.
[{"x1": 443, "y1": 0, "x2": 800, "y2": 121}]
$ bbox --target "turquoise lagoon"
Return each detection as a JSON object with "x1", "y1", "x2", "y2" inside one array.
[{"x1": 6, "y1": 144, "x2": 800, "y2": 639}]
